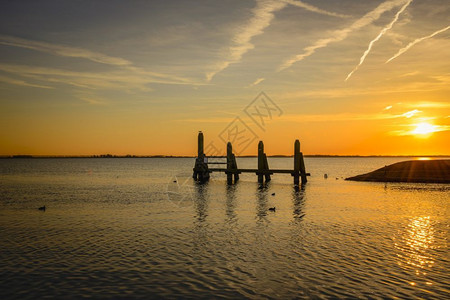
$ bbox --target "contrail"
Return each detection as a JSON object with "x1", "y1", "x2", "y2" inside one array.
[
  {"x1": 207, "y1": 0, "x2": 350, "y2": 81},
  {"x1": 281, "y1": 0, "x2": 349, "y2": 18},
  {"x1": 345, "y1": 0, "x2": 412, "y2": 81},
  {"x1": 206, "y1": 0, "x2": 287, "y2": 81},
  {"x1": 386, "y1": 25, "x2": 450, "y2": 63},
  {"x1": 278, "y1": 0, "x2": 410, "y2": 71}
]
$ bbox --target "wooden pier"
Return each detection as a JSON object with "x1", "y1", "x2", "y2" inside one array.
[{"x1": 193, "y1": 132, "x2": 309, "y2": 185}]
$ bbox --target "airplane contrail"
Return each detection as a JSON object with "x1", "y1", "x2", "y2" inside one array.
[
  {"x1": 281, "y1": 0, "x2": 349, "y2": 18},
  {"x1": 345, "y1": 0, "x2": 412, "y2": 81},
  {"x1": 386, "y1": 25, "x2": 450, "y2": 63},
  {"x1": 206, "y1": 0, "x2": 287, "y2": 81},
  {"x1": 207, "y1": 0, "x2": 349, "y2": 81},
  {"x1": 278, "y1": 0, "x2": 410, "y2": 72}
]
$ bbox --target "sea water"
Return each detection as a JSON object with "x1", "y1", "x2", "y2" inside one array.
[{"x1": 0, "y1": 157, "x2": 449, "y2": 299}]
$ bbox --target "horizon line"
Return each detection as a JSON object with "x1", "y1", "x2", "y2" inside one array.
[{"x1": 2, "y1": 154, "x2": 449, "y2": 159}]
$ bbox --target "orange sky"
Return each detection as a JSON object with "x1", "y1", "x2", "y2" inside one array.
[{"x1": 0, "y1": 0, "x2": 449, "y2": 156}]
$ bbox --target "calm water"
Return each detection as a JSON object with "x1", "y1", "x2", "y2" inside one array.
[{"x1": 0, "y1": 157, "x2": 449, "y2": 299}]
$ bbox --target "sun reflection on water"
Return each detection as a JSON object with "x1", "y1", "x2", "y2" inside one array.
[{"x1": 395, "y1": 216, "x2": 435, "y2": 272}]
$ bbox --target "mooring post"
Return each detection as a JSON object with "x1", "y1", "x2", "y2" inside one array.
[
  {"x1": 257, "y1": 141, "x2": 264, "y2": 183},
  {"x1": 263, "y1": 153, "x2": 271, "y2": 182},
  {"x1": 300, "y1": 151, "x2": 307, "y2": 184},
  {"x1": 226, "y1": 142, "x2": 240, "y2": 184},
  {"x1": 226, "y1": 142, "x2": 233, "y2": 185},
  {"x1": 293, "y1": 140, "x2": 300, "y2": 185},
  {"x1": 193, "y1": 131, "x2": 209, "y2": 182},
  {"x1": 232, "y1": 153, "x2": 239, "y2": 183}
]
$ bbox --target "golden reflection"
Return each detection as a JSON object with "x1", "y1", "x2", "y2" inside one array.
[{"x1": 396, "y1": 216, "x2": 435, "y2": 271}]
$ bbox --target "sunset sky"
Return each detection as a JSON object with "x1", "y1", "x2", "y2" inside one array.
[{"x1": 0, "y1": 0, "x2": 449, "y2": 156}]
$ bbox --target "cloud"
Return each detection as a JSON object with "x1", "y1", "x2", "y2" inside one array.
[
  {"x1": 0, "y1": 74, "x2": 53, "y2": 89},
  {"x1": 281, "y1": 109, "x2": 425, "y2": 123},
  {"x1": 401, "y1": 109, "x2": 421, "y2": 118},
  {"x1": 206, "y1": 0, "x2": 287, "y2": 81},
  {"x1": 279, "y1": 0, "x2": 410, "y2": 71},
  {"x1": 399, "y1": 71, "x2": 419, "y2": 77},
  {"x1": 206, "y1": 0, "x2": 349, "y2": 81},
  {"x1": 345, "y1": 0, "x2": 412, "y2": 81},
  {"x1": 391, "y1": 123, "x2": 450, "y2": 136},
  {"x1": 281, "y1": 0, "x2": 350, "y2": 18},
  {"x1": 0, "y1": 63, "x2": 202, "y2": 91},
  {"x1": 0, "y1": 35, "x2": 200, "y2": 87},
  {"x1": 386, "y1": 25, "x2": 450, "y2": 63},
  {"x1": 250, "y1": 77, "x2": 265, "y2": 86},
  {"x1": 384, "y1": 105, "x2": 393, "y2": 110},
  {"x1": 173, "y1": 117, "x2": 234, "y2": 123},
  {"x1": 407, "y1": 101, "x2": 450, "y2": 108},
  {"x1": 0, "y1": 35, "x2": 131, "y2": 66}
]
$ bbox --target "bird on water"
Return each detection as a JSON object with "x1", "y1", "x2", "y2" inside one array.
[{"x1": 38, "y1": 205, "x2": 46, "y2": 211}]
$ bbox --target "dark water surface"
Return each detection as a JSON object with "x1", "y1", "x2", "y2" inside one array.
[{"x1": 1, "y1": 157, "x2": 449, "y2": 299}]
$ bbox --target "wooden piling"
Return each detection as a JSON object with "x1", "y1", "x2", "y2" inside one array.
[
  {"x1": 300, "y1": 152, "x2": 307, "y2": 184},
  {"x1": 193, "y1": 131, "x2": 210, "y2": 182},
  {"x1": 226, "y1": 142, "x2": 233, "y2": 185},
  {"x1": 198, "y1": 131, "x2": 204, "y2": 157},
  {"x1": 194, "y1": 132, "x2": 309, "y2": 185},
  {"x1": 226, "y1": 142, "x2": 240, "y2": 184},
  {"x1": 257, "y1": 141, "x2": 264, "y2": 183},
  {"x1": 232, "y1": 153, "x2": 239, "y2": 183},
  {"x1": 257, "y1": 141, "x2": 272, "y2": 183},
  {"x1": 293, "y1": 140, "x2": 300, "y2": 185},
  {"x1": 263, "y1": 153, "x2": 271, "y2": 182}
]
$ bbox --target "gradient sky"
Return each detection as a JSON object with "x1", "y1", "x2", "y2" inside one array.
[{"x1": 0, "y1": 0, "x2": 449, "y2": 156}]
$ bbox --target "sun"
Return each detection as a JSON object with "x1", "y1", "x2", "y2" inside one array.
[{"x1": 411, "y1": 122, "x2": 436, "y2": 135}]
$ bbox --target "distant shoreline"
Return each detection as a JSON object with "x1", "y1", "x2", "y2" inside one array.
[{"x1": 1, "y1": 155, "x2": 449, "y2": 159}]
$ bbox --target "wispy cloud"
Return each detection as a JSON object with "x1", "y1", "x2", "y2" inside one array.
[
  {"x1": 281, "y1": 0, "x2": 350, "y2": 18},
  {"x1": 206, "y1": 0, "x2": 349, "y2": 81},
  {"x1": 0, "y1": 63, "x2": 203, "y2": 91},
  {"x1": 279, "y1": 0, "x2": 410, "y2": 71},
  {"x1": 386, "y1": 25, "x2": 450, "y2": 63},
  {"x1": 282, "y1": 109, "x2": 425, "y2": 123},
  {"x1": 401, "y1": 109, "x2": 421, "y2": 118},
  {"x1": 0, "y1": 74, "x2": 53, "y2": 89},
  {"x1": 173, "y1": 116, "x2": 234, "y2": 123},
  {"x1": 279, "y1": 79, "x2": 450, "y2": 100},
  {"x1": 206, "y1": 0, "x2": 287, "y2": 81},
  {"x1": 391, "y1": 123, "x2": 450, "y2": 136},
  {"x1": 399, "y1": 71, "x2": 419, "y2": 77},
  {"x1": 345, "y1": 0, "x2": 412, "y2": 81},
  {"x1": 249, "y1": 77, "x2": 265, "y2": 87},
  {"x1": 405, "y1": 101, "x2": 450, "y2": 108},
  {"x1": 0, "y1": 35, "x2": 131, "y2": 66},
  {"x1": 0, "y1": 35, "x2": 200, "y2": 87},
  {"x1": 78, "y1": 95, "x2": 107, "y2": 105}
]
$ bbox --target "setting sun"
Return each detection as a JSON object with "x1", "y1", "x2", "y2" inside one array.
[{"x1": 411, "y1": 122, "x2": 437, "y2": 135}]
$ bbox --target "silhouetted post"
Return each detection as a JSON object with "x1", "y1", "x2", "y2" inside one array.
[
  {"x1": 193, "y1": 132, "x2": 308, "y2": 185},
  {"x1": 193, "y1": 131, "x2": 209, "y2": 182},
  {"x1": 300, "y1": 151, "x2": 307, "y2": 184},
  {"x1": 293, "y1": 140, "x2": 300, "y2": 185},
  {"x1": 227, "y1": 142, "x2": 233, "y2": 185},
  {"x1": 232, "y1": 152, "x2": 239, "y2": 183},
  {"x1": 257, "y1": 141, "x2": 264, "y2": 183},
  {"x1": 198, "y1": 131, "x2": 204, "y2": 157},
  {"x1": 263, "y1": 153, "x2": 271, "y2": 182},
  {"x1": 226, "y1": 142, "x2": 240, "y2": 184}
]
